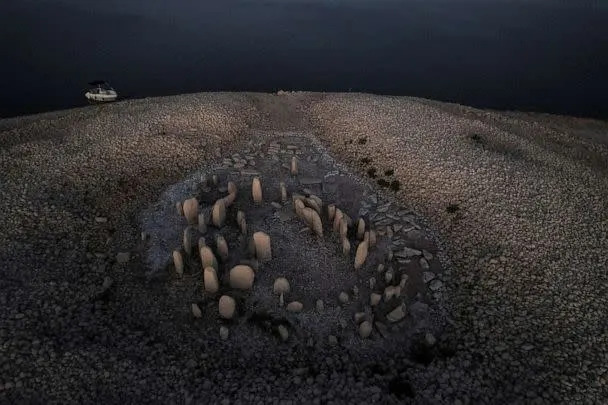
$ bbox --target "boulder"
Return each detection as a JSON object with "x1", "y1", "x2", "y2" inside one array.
[
  {"x1": 229, "y1": 265, "x2": 255, "y2": 290},
  {"x1": 218, "y1": 295, "x2": 236, "y2": 319},
  {"x1": 253, "y1": 232, "x2": 272, "y2": 262},
  {"x1": 203, "y1": 267, "x2": 219, "y2": 293},
  {"x1": 212, "y1": 199, "x2": 226, "y2": 228},
  {"x1": 183, "y1": 197, "x2": 199, "y2": 225},
  {"x1": 252, "y1": 177, "x2": 263, "y2": 204}
]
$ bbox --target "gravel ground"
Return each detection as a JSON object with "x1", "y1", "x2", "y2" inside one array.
[{"x1": 0, "y1": 92, "x2": 607, "y2": 404}]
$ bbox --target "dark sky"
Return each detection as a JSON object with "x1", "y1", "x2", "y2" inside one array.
[{"x1": 1, "y1": 0, "x2": 607, "y2": 118}]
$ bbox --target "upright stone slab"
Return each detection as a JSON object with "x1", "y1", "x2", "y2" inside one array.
[
  {"x1": 212, "y1": 199, "x2": 226, "y2": 228},
  {"x1": 173, "y1": 250, "x2": 184, "y2": 276},
  {"x1": 216, "y1": 235, "x2": 229, "y2": 262},
  {"x1": 183, "y1": 197, "x2": 199, "y2": 225},
  {"x1": 253, "y1": 231, "x2": 272, "y2": 262},
  {"x1": 252, "y1": 177, "x2": 263, "y2": 204},
  {"x1": 203, "y1": 267, "x2": 219, "y2": 293},
  {"x1": 354, "y1": 240, "x2": 369, "y2": 270}
]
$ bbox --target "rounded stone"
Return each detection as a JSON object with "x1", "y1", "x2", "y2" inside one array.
[
  {"x1": 218, "y1": 295, "x2": 236, "y2": 319},
  {"x1": 229, "y1": 265, "x2": 255, "y2": 290}
]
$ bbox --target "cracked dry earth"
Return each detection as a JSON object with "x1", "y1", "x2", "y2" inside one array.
[{"x1": 0, "y1": 92, "x2": 607, "y2": 404}]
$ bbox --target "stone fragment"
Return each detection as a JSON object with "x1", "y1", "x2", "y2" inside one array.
[
  {"x1": 356, "y1": 218, "x2": 366, "y2": 240},
  {"x1": 253, "y1": 232, "x2": 272, "y2": 262},
  {"x1": 203, "y1": 267, "x2": 219, "y2": 293},
  {"x1": 212, "y1": 199, "x2": 226, "y2": 228},
  {"x1": 327, "y1": 204, "x2": 336, "y2": 222},
  {"x1": 252, "y1": 177, "x2": 263, "y2": 204},
  {"x1": 354, "y1": 241, "x2": 369, "y2": 270},
  {"x1": 229, "y1": 265, "x2": 255, "y2": 290},
  {"x1": 183, "y1": 227, "x2": 192, "y2": 255},
  {"x1": 286, "y1": 301, "x2": 304, "y2": 313},
  {"x1": 279, "y1": 293, "x2": 285, "y2": 307},
  {"x1": 370, "y1": 293, "x2": 382, "y2": 306},
  {"x1": 173, "y1": 250, "x2": 184, "y2": 276},
  {"x1": 291, "y1": 156, "x2": 298, "y2": 176},
  {"x1": 216, "y1": 235, "x2": 229, "y2": 262},
  {"x1": 273, "y1": 277, "x2": 290, "y2": 295},
  {"x1": 191, "y1": 303, "x2": 202, "y2": 318},
  {"x1": 141, "y1": 231, "x2": 147, "y2": 241},
  {"x1": 183, "y1": 197, "x2": 199, "y2": 225},
  {"x1": 316, "y1": 299, "x2": 325, "y2": 312},
  {"x1": 220, "y1": 326, "x2": 229, "y2": 340},
  {"x1": 278, "y1": 325, "x2": 289, "y2": 341},
  {"x1": 399, "y1": 274, "x2": 409, "y2": 289},
  {"x1": 398, "y1": 247, "x2": 422, "y2": 258},
  {"x1": 386, "y1": 303, "x2": 406, "y2": 323},
  {"x1": 176, "y1": 201, "x2": 184, "y2": 216},
  {"x1": 359, "y1": 321, "x2": 373, "y2": 338},
  {"x1": 218, "y1": 295, "x2": 236, "y2": 319},
  {"x1": 377, "y1": 264, "x2": 385, "y2": 273},
  {"x1": 424, "y1": 332, "x2": 437, "y2": 347},
  {"x1": 338, "y1": 292, "x2": 349, "y2": 304},
  {"x1": 211, "y1": 174, "x2": 218, "y2": 186},
  {"x1": 200, "y1": 246, "x2": 218, "y2": 271},
  {"x1": 280, "y1": 182, "x2": 287, "y2": 202},
  {"x1": 197, "y1": 213, "x2": 207, "y2": 233}
]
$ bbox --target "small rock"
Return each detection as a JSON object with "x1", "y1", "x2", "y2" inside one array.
[
  {"x1": 218, "y1": 295, "x2": 236, "y2": 319},
  {"x1": 286, "y1": 301, "x2": 304, "y2": 313},
  {"x1": 191, "y1": 303, "x2": 202, "y2": 318},
  {"x1": 386, "y1": 304, "x2": 406, "y2": 323},
  {"x1": 278, "y1": 325, "x2": 289, "y2": 341},
  {"x1": 359, "y1": 321, "x2": 372, "y2": 338},
  {"x1": 316, "y1": 299, "x2": 325, "y2": 312},
  {"x1": 338, "y1": 292, "x2": 349, "y2": 304},
  {"x1": 220, "y1": 326, "x2": 229, "y2": 340}
]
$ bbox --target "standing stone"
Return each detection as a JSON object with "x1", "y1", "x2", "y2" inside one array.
[
  {"x1": 173, "y1": 250, "x2": 184, "y2": 276},
  {"x1": 183, "y1": 197, "x2": 199, "y2": 225},
  {"x1": 310, "y1": 210, "x2": 323, "y2": 237},
  {"x1": 216, "y1": 235, "x2": 229, "y2": 262},
  {"x1": 333, "y1": 209, "x2": 344, "y2": 233},
  {"x1": 357, "y1": 218, "x2": 366, "y2": 240},
  {"x1": 176, "y1": 201, "x2": 184, "y2": 216},
  {"x1": 198, "y1": 213, "x2": 207, "y2": 234},
  {"x1": 191, "y1": 303, "x2": 202, "y2": 318},
  {"x1": 203, "y1": 267, "x2": 219, "y2": 293},
  {"x1": 229, "y1": 265, "x2": 255, "y2": 290},
  {"x1": 342, "y1": 238, "x2": 351, "y2": 256},
  {"x1": 212, "y1": 199, "x2": 226, "y2": 228},
  {"x1": 291, "y1": 156, "x2": 298, "y2": 176},
  {"x1": 218, "y1": 295, "x2": 236, "y2": 319},
  {"x1": 354, "y1": 241, "x2": 369, "y2": 270},
  {"x1": 359, "y1": 321, "x2": 372, "y2": 339},
  {"x1": 253, "y1": 232, "x2": 272, "y2": 262},
  {"x1": 280, "y1": 182, "x2": 287, "y2": 202},
  {"x1": 305, "y1": 198, "x2": 321, "y2": 215},
  {"x1": 200, "y1": 246, "x2": 218, "y2": 271},
  {"x1": 294, "y1": 199, "x2": 305, "y2": 218},
  {"x1": 252, "y1": 177, "x2": 263, "y2": 204},
  {"x1": 183, "y1": 227, "x2": 192, "y2": 255},
  {"x1": 327, "y1": 204, "x2": 336, "y2": 222}
]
